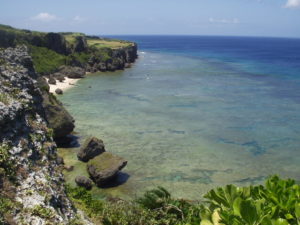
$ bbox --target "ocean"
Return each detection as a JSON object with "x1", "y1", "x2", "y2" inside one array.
[{"x1": 58, "y1": 36, "x2": 300, "y2": 200}]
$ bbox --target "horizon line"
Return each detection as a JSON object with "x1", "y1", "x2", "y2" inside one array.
[{"x1": 99, "y1": 34, "x2": 300, "y2": 40}]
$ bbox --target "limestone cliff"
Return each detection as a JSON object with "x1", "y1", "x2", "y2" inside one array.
[
  {"x1": 0, "y1": 46, "x2": 90, "y2": 224},
  {"x1": 0, "y1": 24, "x2": 138, "y2": 75}
]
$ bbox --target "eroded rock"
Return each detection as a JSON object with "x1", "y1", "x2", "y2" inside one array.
[
  {"x1": 75, "y1": 176, "x2": 93, "y2": 190},
  {"x1": 77, "y1": 137, "x2": 105, "y2": 162},
  {"x1": 59, "y1": 66, "x2": 85, "y2": 79},
  {"x1": 55, "y1": 88, "x2": 63, "y2": 95},
  {"x1": 87, "y1": 152, "x2": 127, "y2": 187}
]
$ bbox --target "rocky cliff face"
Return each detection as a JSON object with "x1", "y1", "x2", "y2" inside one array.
[
  {"x1": 0, "y1": 46, "x2": 87, "y2": 224},
  {"x1": 86, "y1": 44, "x2": 138, "y2": 73}
]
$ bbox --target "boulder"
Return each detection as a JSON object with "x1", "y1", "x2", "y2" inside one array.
[
  {"x1": 64, "y1": 165, "x2": 74, "y2": 172},
  {"x1": 59, "y1": 66, "x2": 85, "y2": 79},
  {"x1": 42, "y1": 92, "x2": 75, "y2": 139},
  {"x1": 48, "y1": 76, "x2": 56, "y2": 85},
  {"x1": 75, "y1": 176, "x2": 93, "y2": 190},
  {"x1": 52, "y1": 72, "x2": 65, "y2": 81},
  {"x1": 55, "y1": 88, "x2": 63, "y2": 95},
  {"x1": 87, "y1": 152, "x2": 127, "y2": 187},
  {"x1": 56, "y1": 156, "x2": 64, "y2": 165},
  {"x1": 77, "y1": 137, "x2": 105, "y2": 162}
]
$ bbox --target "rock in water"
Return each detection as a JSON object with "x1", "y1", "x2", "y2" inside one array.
[
  {"x1": 87, "y1": 152, "x2": 127, "y2": 187},
  {"x1": 55, "y1": 88, "x2": 63, "y2": 95},
  {"x1": 77, "y1": 137, "x2": 105, "y2": 162},
  {"x1": 75, "y1": 176, "x2": 93, "y2": 190}
]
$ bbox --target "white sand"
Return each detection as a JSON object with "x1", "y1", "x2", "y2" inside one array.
[{"x1": 46, "y1": 77, "x2": 80, "y2": 94}]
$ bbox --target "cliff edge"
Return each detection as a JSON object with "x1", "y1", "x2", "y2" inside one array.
[{"x1": 0, "y1": 46, "x2": 90, "y2": 224}]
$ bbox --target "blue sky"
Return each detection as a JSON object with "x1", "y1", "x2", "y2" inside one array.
[{"x1": 0, "y1": 0, "x2": 300, "y2": 37}]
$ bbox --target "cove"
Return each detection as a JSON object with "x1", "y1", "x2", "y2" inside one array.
[{"x1": 58, "y1": 36, "x2": 300, "y2": 200}]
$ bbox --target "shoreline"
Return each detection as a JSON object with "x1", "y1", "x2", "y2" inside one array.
[{"x1": 47, "y1": 77, "x2": 80, "y2": 94}]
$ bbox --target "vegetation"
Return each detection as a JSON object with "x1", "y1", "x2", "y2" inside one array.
[
  {"x1": 0, "y1": 93, "x2": 10, "y2": 105},
  {"x1": 202, "y1": 175, "x2": 300, "y2": 225},
  {"x1": 0, "y1": 24, "x2": 45, "y2": 48},
  {"x1": 61, "y1": 32, "x2": 85, "y2": 45},
  {"x1": 0, "y1": 24, "x2": 135, "y2": 75},
  {"x1": 66, "y1": 176, "x2": 300, "y2": 225},
  {"x1": 0, "y1": 197, "x2": 14, "y2": 224},
  {"x1": 0, "y1": 143, "x2": 16, "y2": 180},
  {"x1": 86, "y1": 38, "x2": 133, "y2": 49},
  {"x1": 31, "y1": 205, "x2": 55, "y2": 219},
  {"x1": 29, "y1": 45, "x2": 66, "y2": 74}
]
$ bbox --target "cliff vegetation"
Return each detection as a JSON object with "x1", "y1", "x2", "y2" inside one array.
[{"x1": 0, "y1": 24, "x2": 137, "y2": 75}]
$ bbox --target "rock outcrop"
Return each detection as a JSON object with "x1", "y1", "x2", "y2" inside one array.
[
  {"x1": 58, "y1": 65, "x2": 85, "y2": 79},
  {"x1": 55, "y1": 88, "x2": 63, "y2": 95},
  {"x1": 0, "y1": 46, "x2": 82, "y2": 224},
  {"x1": 73, "y1": 36, "x2": 88, "y2": 53},
  {"x1": 48, "y1": 76, "x2": 56, "y2": 85},
  {"x1": 41, "y1": 89, "x2": 75, "y2": 139},
  {"x1": 86, "y1": 44, "x2": 138, "y2": 73},
  {"x1": 45, "y1": 32, "x2": 68, "y2": 55},
  {"x1": 87, "y1": 152, "x2": 127, "y2": 187},
  {"x1": 77, "y1": 137, "x2": 106, "y2": 162},
  {"x1": 75, "y1": 176, "x2": 93, "y2": 190}
]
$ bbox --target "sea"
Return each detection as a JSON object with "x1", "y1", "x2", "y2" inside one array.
[{"x1": 58, "y1": 35, "x2": 300, "y2": 200}]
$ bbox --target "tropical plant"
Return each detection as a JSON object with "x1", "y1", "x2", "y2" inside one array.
[{"x1": 201, "y1": 175, "x2": 300, "y2": 225}]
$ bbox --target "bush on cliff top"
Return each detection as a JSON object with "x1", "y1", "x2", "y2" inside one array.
[{"x1": 66, "y1": 176, "x2": 300, "y2": 225}]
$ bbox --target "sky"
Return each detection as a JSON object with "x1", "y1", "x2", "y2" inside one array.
[{"x1": 0, "y1": 0, "x2": 300, "y2": 38}]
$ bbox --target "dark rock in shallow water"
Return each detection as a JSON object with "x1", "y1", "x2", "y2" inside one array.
[
  {"x1": 55, "y1": 88, "x2": 63, "y2": 95},
  {"x1": 87, "y1": 152, "x2": 127, "y2": 187},
  {"x1": 48, "y1": 76, "x2": 56, "y2": 85},
  {"x1": 75, "y1": 176, "x2": 93, "y2": 190},
  {"x1": 77, "y1": 137, "x2": 105, "y2": 162}
]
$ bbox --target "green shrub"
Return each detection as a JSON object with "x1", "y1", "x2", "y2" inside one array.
[
  {"x1": 0, "y1": 143, "x2": 16, "y2": 180},
  {"x1": 29, "y1": 45, "x2": 66, "y2": 74},
  {"x1": 0, "y1": 197, "x2": 14, "y2": 224},
  {"x1": 0, "y1": 93, "x2": 10, "y2": 105},
  {"x1": 202, "y1": 175, "x2": 300, "y2": 225},
  {"x1": 31, "y1": 205, "x2": 55, "y2": 219},
  {"x1": 66, "y1": 52, "x2": 91, "y2": 65}
]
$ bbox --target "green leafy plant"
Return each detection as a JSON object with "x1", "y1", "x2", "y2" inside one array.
[{"x1": 202, "y1": 175, "x2": 300, "y2": 225}]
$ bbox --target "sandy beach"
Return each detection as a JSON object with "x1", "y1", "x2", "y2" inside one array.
[{"x1": 47, "y1": 77, "x2": 80, "y2": 94}]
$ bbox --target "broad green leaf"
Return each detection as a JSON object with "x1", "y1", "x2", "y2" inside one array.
[
  {"x1": 239, "y1": 200, "x2": 258, "y2": 225},
  {"x1": 271, "y1": 218, "x2": 289, "y2": 225},
  {"x1": 200, "y1": 219, "x2": 214, "y2": 225},
  {"x1": 233, "y1": 197, "x2": 242, "y2": 217},
  {"x1": 295, "y1": 202, "x2": 300, "y2": 219}
]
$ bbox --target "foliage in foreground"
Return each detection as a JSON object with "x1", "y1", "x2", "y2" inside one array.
[{"x1": 66, "y1": 175, "x2": 300, "y2": 225}]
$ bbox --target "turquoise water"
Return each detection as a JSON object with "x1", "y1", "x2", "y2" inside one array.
[{"x1": 58, "y1": 36, "x2": 300, "y2": 200}]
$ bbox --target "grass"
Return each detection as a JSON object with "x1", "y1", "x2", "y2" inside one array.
[
  {"x1": 29, "y1": 45, "x2": 66, "y2": 74},
  {"x1": 0, "y1": 93, "x2": 10, "y2": 105},
  {"x1": 0, "y1": 24, "x2": 136, "y2": 74},
  {"x1": 65, "y1": 176, "x2": 300, "y2": 225},
  {"x1": 62, "y1": 32, "x2": 85, "y2": 45},
  {"x1": 87, "y1": 38, "x2": 133, "y2": 49}
]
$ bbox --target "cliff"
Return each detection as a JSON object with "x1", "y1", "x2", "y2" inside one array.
[
  {"x1": 0, "y1": 24, "x2": 138, "y2": 75},
  {"x1": 0, "y1": 46, "x2": 91, "y2": 224}
]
